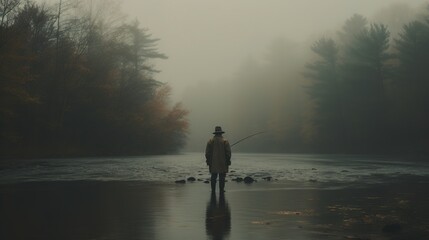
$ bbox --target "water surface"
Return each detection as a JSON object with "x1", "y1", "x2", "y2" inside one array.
[
  {"x1": 1, "y1": 153, "x2": 428, "y2": 240},
  {"x1": 1, "y1": 153, "x2": 428, "y2": 185}
]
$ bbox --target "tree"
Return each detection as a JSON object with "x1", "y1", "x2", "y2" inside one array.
[
  {"x1": 340, "y1": 23, "x2": 391, "y2": 151},
  {"x1": 393, "y1": 19, "x2": 429, "y2": 149},
  {"x1": 0, "y1": 0, "x2": 20, "y2": 27},
  {"x1": 0, "y1": 2, "x2": 58, "y2": 156},
  {"x1": 395, "y1": 21, "x2": 429, "y2": 85},
  {"x1": 305, "y1": 37, "x2": 347, "y2": 151},
  {"x1": 115, "y1": 21, "x2": 167, "y2": 111},
  {"x1": 306, "y1": 15, "x2": 392, "y2": 153},
  {"x1": 143, "y1": 85, "x2": 189, "y2": 153},
  {"x1": 0, "y1": 0, "x2": 189, "y2": 158},
  {"x1": 338, "y1": 14, "x2": 368, "y2": 47}
]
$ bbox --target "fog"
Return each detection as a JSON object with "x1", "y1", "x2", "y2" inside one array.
[
  {"x1": 117, "y1": 0, "x2": 429, "y2": 152},
  {"x1": 26, "y1": 0, "x2": 426, "y2": 154},
  {"x1": 121, "y1": 1, "x2": 422, "y2": 97},
  {"x1": 120, "y1": 1, "x2": 420, "y2": 86}
]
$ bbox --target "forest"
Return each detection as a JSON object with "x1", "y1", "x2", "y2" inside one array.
[
  {"x1": 0, "y1": 0, "x2": 189, "y2": 158},
  {"x1": 185, "y1": 4, "x2": 429, "y2": 154},
  {"x1": 304, "y1": 12, "x2": 429, "y2": 153}
]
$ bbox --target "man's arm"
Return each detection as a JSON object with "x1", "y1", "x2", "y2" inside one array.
[{"x1": 205, "y1": 140, "x2": 213, "y2": 165}]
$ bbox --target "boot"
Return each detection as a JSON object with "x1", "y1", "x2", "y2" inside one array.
[
  {"x1": 211, "y1": 181, "x2": 216, "y2": 192},
  {"x1": 219, "y1": 179, "x2": 225, "y2": 193}
]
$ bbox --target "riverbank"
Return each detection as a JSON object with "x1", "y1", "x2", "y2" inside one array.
[{"x1": 1, "y1": 179, "x2": 428, "y2": 240}]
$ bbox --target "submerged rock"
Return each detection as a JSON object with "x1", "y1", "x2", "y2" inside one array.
[
  {"x1": 203, "y1": 180, "x2": 210, "y2": 184},
  {"x1": 175, "y1": 180, "x2": 186, "y2": 184},
  {"x1": 382, "y1": 223, "x2": 402, "y2": 234},
  {"x1": 262, "y1": 176, "x2": 272, "y2": 181}
]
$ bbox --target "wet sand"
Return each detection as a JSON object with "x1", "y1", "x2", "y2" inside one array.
[{"x1": 1, "y1": 179, "x2": 428, "y2": 240}]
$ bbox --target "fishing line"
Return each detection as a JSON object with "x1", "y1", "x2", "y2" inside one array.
[{"x1": 230, "y1": 131, "x2": 265, "y2": 148}]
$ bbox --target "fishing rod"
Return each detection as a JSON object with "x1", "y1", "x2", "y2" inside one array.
[{"x1": 230, "y1": 131, "x2": 265, "y2": 148}]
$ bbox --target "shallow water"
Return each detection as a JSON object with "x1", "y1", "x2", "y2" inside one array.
[
  {"x1": 1, "y1": 180, "x2": 428, "y2": 240},
  {"x1": 1, "y1": 153, "x2": 428, "y2": 186},
  {"x1": 1, "y1": 153, "x2": 429, "y2": 240}
]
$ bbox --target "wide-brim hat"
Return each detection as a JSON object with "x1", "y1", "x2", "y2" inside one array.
[{"x1": 213, "y1": 126, "x2": 225, "y2": 134}]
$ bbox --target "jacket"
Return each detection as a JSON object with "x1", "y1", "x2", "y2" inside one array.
[{"x1": 205, "y1": 135, "x2": 232, "y2": 173}]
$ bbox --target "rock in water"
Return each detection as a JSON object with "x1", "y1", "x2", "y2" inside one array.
[
  {"x1": 244, "y1": 176, "x2": 255, "y2": 184},
  {"x1": 187, "y1": 177, "x2": 196, "y2": 182},
  {"x1": 175, "y1": 180, "x2": 186, "y2": 184},
  {"x1": 232, "y1": 177, "x2": 244, "y2": 182}
]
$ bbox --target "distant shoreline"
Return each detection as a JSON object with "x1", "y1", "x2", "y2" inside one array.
[{"x1": 2, "y1": 148, "x2": 429, "y2": 161}]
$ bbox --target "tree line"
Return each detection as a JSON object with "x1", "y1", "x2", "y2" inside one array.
[
  {"x1": 0, "y1": 0, "x2": 188, "y2": 158},
  {"x1": 306, "y1": 12, "x2": 429, "y2": 153},
  {"x1": 185, "y1": 5, "x2": 428, "y2": 154}
]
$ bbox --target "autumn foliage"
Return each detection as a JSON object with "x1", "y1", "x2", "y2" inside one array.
[{"x1": 0, "y1": 1, "x2": 188, "y2": 158}]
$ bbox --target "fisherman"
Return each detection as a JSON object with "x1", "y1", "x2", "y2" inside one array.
[{"x1": 205, "y1": 126, "x2": 232, "y2": 193}]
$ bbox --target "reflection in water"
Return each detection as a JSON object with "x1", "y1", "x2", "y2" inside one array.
[
  {"x1": 0, "y1": 181, "x2": 163, "y2": 240},
  {"x1": 205, "y1": 193, "x2": 231, "y2": 240}
]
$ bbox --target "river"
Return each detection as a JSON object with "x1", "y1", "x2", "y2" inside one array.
[
  {"x1": 1, "y1": 153, "x2": 429, "y2": 240},
  {"x1": 1, "y1": 152, "x2": 428, "y2": 186}
]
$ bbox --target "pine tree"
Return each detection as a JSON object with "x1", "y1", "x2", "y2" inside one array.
[
  {"x1": 340, "y1": 23, "x2": 391, "y2": 151},
  {"x1": 306, "y1": 37, "x2": 347, "y2": 151}
]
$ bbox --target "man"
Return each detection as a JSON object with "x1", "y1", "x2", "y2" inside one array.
[{"x1": 205, "y1": 126, "x2": 232, "y2": 193}]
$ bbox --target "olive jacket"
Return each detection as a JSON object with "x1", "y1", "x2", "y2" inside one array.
[{"x1": 205, "y1": 135, "x2": 232, "y2": 173}]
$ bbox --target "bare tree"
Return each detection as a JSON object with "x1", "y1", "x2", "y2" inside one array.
[{"x1": 0, "y1": 0, "x2": 21, "y2": 27}]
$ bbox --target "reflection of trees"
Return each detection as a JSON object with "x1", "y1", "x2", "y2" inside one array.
[
  {"x1": 0, "y1": 182, "x2": 164, "y2": 240},
  {"x1": 205, "y1": 193, "x2": 231, "y2": 240}
]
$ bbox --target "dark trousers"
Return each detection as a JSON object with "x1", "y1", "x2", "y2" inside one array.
[
  {"x1": 211, "y1": 173, "x2": 226, "y2": 182},
  {"x1": 211, "y1": 173, "x2": 226, "y2": 192}
]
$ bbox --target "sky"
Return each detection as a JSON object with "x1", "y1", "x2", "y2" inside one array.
[{"x1": 118, "y1": 0, "x2": 428, "y2": 101}]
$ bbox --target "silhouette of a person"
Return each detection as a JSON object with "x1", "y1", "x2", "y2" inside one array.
[
  {"x1": 205, "y1": 126, "x2": 232, "y2": 192},
  {"x1": 205, "y1": 192, "x2": 231, "y2": 240}
]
